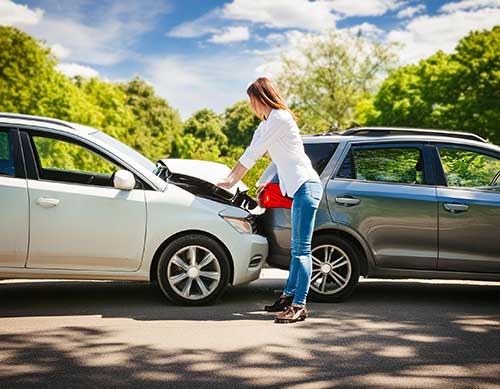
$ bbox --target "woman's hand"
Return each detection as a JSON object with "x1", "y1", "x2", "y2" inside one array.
[
  {"x1": 216, "y1": 162, "x2": 249, "y2": 190},
  {"x1": 216, "y1": 180, "x2": 233, "y2": 190}
]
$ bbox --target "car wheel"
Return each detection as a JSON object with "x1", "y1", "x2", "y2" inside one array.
[
  {"x1": 156, "y1": 234, "x2": 230, "y2": 306},
  {"x1": 307, "y1": 235, "x2": 361, "y2": 303}
]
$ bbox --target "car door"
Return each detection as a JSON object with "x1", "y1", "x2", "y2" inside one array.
[
  {"x1": 22, "y1": 129, "x2": 147, "y2": 272},
  {"x1": 435, "y1": 144, "x2": 500, "y2": 272},
  {"x1": 326, "y1": 142, "x2": 438, "y2": 270},
  {"x1": 0, "y1": 128, "x2": 29, "y2": 267}
]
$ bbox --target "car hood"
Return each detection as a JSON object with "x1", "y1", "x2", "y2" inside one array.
[
  {"x1": 158, "y1": 159, "x2": 258, "y2": 212},
  {"x1": 160, "y1": 158, "x2": 249, "y2": 194}
]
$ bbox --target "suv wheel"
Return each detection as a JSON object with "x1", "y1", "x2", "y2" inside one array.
[
  {"x1": 308, "y1": 235, "x2": 361, "y2": 302},
  {"x1": 156, "y1": 234, "x2": 230, "y2": 306}
]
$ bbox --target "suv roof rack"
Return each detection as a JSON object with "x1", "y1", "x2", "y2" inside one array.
[
  {"x1": 341, "y1": 127, "x2": 487, "y2": 143},
  {"x1": 0, "y1": 112, "x2": 75, "y2": 130}
]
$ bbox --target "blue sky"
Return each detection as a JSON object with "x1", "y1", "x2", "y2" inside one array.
[{"x1": 1, "y1": 0, "x2": 500, "y2": 118}]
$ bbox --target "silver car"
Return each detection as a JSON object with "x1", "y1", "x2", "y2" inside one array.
[{"x1": 256, "y1": 128, "x2": 500, "y2": 302}]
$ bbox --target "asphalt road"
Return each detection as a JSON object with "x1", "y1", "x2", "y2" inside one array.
[{"x1": 1, "y1": 269, "x2": 499, "y2": 389}]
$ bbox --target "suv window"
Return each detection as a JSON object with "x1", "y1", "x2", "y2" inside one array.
[
  {"x1": 304, "y1": 143, "x2": 338, "y2": 175},
  {"x1": 0, "y1": 130, "x2": 15, "y2": 177},
  {"x1": 438, "y1": 146, "x2": 500, "y2": 192},
  {"x1": 31, "y1": 134, "x2": 120, "y2": 187},
  {"x1": 337, "y1": 146, "x2": 425, "y2": 185}
]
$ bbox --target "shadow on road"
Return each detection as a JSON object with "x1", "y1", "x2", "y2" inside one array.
[{"x1": 0, "y1": 279, "x2": 499, "y2": 388}]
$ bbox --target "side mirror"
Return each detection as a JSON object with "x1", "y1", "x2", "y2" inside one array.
[{"x1": 113, "y1": 170, "x2": 136, "y2": 190}]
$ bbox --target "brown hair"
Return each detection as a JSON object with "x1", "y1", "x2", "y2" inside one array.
[{"x1": 246, "y1": 77, "x2": 297, "y2": 121}]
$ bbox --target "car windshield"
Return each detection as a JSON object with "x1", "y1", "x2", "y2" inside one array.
[{"x1": 91, "y1": 131, "x2": 156, "y2": 172}]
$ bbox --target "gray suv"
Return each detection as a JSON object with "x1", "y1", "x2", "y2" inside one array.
[{"x1": 256, "y1": 128, "x2": 500, "y2": 302}]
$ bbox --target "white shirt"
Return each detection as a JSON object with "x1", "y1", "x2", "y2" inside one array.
[{"x1": 239, "y1": 108, "x2": 320, "y2": 198}]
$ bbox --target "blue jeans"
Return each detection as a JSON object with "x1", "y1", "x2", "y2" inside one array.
[{"x1": 283, "y1": 179, "x2": 323, "y2": 306}]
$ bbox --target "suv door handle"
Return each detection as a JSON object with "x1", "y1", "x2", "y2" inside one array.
[
  {"x1": 37, "y1": 197, "x2": 60, "y2": 208},
  {"x1": 335, "y1": 197, "x2": 361, "y2": 206},
  {"x1": 443, "y1": 203, "x2": 469, "y2": 213}
]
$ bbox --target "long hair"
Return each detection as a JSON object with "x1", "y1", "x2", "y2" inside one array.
[{"x1": 246, "y1": 77, "x2": 297, "y2": 121}]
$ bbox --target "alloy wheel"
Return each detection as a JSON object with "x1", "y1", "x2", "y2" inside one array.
[
  {"x1": 167, "y1": 245, "x2": 221, "y2": 300},
  {"x1": 310, "y1": 244, "x2": 352, "y2": 295}
]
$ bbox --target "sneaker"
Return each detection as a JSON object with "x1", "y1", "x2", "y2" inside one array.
[
  {"x1": 274, "y1": 304, "x2": 308, "y2": 324},
  {"x1": 264, "y1": 294, "x2": 294, "y2": 312}
]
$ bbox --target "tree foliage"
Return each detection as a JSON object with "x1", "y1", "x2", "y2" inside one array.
[
  {"x1": 119, "y1": 78, "x2": 182, "y2": 161},
  {"x1": 275, "y1": 30, "x2": 398, "y2": 133},
  {"x1": 362, "y1": 26, "x2": 500, "y2": 144},
  {"x1": 222, "y1": 100, "x2": 260, "y2": 147}
]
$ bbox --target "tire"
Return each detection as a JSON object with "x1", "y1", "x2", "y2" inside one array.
[
  {"x1": 307, "y1": 234, "x2": 361, "y2": 303},
  {"x1": 156, "y1": 234, "x2": 230, "y2": 306}
]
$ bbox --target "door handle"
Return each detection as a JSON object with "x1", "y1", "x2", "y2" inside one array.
[
  {"x1": 37, "y1": 197, "x2": 60, "y2": 208},
  {"x1": 335, "y1": 197, "x2": 361, "y2": 206},
  {"x1": 443, "y1": 203, "x2": 469, "y2": 213}
]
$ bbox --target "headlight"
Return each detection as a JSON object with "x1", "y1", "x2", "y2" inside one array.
[{"x1": 221, "y1": 216, "x2": 253, "y2": 234}]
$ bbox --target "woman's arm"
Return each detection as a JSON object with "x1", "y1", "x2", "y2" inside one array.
[{"x1": 217, "y1": 161, "x2": 248, "y2": 189}]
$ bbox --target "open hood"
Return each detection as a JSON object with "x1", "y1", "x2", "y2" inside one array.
[
  {"x1": 157, "y1": 159, "x2": 258, "y2": 211},
  {"x1": 160, "y1": 159, "x2": 248, "y2": 194}
]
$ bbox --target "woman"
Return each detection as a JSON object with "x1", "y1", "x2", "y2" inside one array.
[{"x1": 216, "y1": 77, "x2": 323, "y2": 324}]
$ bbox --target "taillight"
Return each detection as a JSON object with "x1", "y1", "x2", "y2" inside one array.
[{"x1": 258, "y1": 183, "x2": 292, "y2": 209}]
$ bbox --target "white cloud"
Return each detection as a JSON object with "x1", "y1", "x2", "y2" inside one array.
[
  {"x1": 396, "y1": 4, "x2": 426, "y2": 19},
  {"x1": 146, "y1": 53, "x2": 264, "y2": 119},
  {"x1": 440, "y1": 0, "x2": 500, "y2": 12},
  {"x1": 0, "y1": 0, "x2": 43, "y2": 26},
  {"x1": 56, "y1": 63, "x2": 99, "y2": 78},
  {"x1": 167, "y1": 9, "x2": 221, "y2": 38},
  {"x1": 388, "y1": 7, "x2": 500, "y2": 64},
  {"x1": 222, "y1": 0, "x2": 338, "y2": 31},
  {"x1": 6, "y1": 0, "x2": 170, "y2": 66},
  {"x1": 50, "y1": 43, "x2": 70, "y2": 59},
  {"x1": 209, "y1": 26, "x2": 250, "y2": 44},
  {"x1": 327, "y1": 0, "x2": 404, "y2": 17},
  {"x1": 343, "y1": 22, "x2": 385, "y2": 38}
]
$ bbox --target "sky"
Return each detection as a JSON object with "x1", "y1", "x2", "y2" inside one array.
[{"x1": 1, "y1": 0, "x2": 499, "y2": 118}]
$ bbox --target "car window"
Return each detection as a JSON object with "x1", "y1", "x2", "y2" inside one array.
[
  {"x1": 337, "y1": 147, "x2": 425, "y2": 185},
  {"x1": 31, "y1": 135, "x2": 120, "y2": 186},
  {"x1": 304, "y1": 143, "x2": 338, "y2": 175},
  {"x1": 0, "y1": 130, "x2": 15, "y2": 177},
  {"x1": 438, "y1": 146, "x2": 500, "y2": 192}
]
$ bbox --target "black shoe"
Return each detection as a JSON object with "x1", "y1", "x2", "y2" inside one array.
[{"x1": 264, "y1": 295, "x2": 294, "y2": 312}]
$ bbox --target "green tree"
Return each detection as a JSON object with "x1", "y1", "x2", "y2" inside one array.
[
  {"x1": 183, "y1": 109, "x2": 226, "y2": 143},
  {"x1": 363, "y1": 26, "x2": 500, "y2": 144},
  {"x1": 274, "y1": 30, "x2": 398, "y2": 133},
  {"x1": 119, "y1": 77, "x2": 183, "y2": 161},
  {"x1": 222, "y1": 100, "x2": 260, "y2": 147},
  {"x1": 172, "y1": 108, "x2": 227, "y2": 159},
  {"x1": 0, "y1": 26, "x2": 97, "y2": 124}
]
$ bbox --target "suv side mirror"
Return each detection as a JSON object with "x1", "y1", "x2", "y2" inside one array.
[{"x1": 113, "y1": 170, "x2": 136, "y2": 190}]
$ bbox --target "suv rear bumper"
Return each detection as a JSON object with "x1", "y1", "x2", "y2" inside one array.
[{"x1": 256, "y1": 211, "x2": 292, "y2": 270}]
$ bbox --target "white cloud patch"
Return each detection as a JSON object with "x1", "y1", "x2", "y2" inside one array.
[
  {"x1": 343, "y1": 22, "x2": 385, "y2": 38},
  {"x1": 222, "y1": 0, "x2": 338, "y2": 31},
  {"x1": 209, "y1": 26, "x2": 250, "y2": 44},
  {"x1": 5, "y1": 0, "x2": 170, "y2": 66},
  {"x1": 388, "y1": 7, "x2": 500, "y2": 64},
  {"x1": 0, "y1": 0, "x2": 43, "y2": 26},
  {"x1": 327, "y1": 0, "x2": 405, "y2": 17},
  {"x1": 146, "y1": 53, "x2": 264, "y2": 119},
  {"x1": 396, "y1": 4, "x2": 426, "y2": 19},
  {"x1": 56, "y1": 63, "x2": 99, "y2": 78},
  {"x1": 440, "y1": 0, "x2": 500, "y2": 12},
  {"x1": 167, "y1": 9, "x2": 221, "y2": 38},
  {"x1": 50, "y1": 43, "x2": 71, "y2": 59}
]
